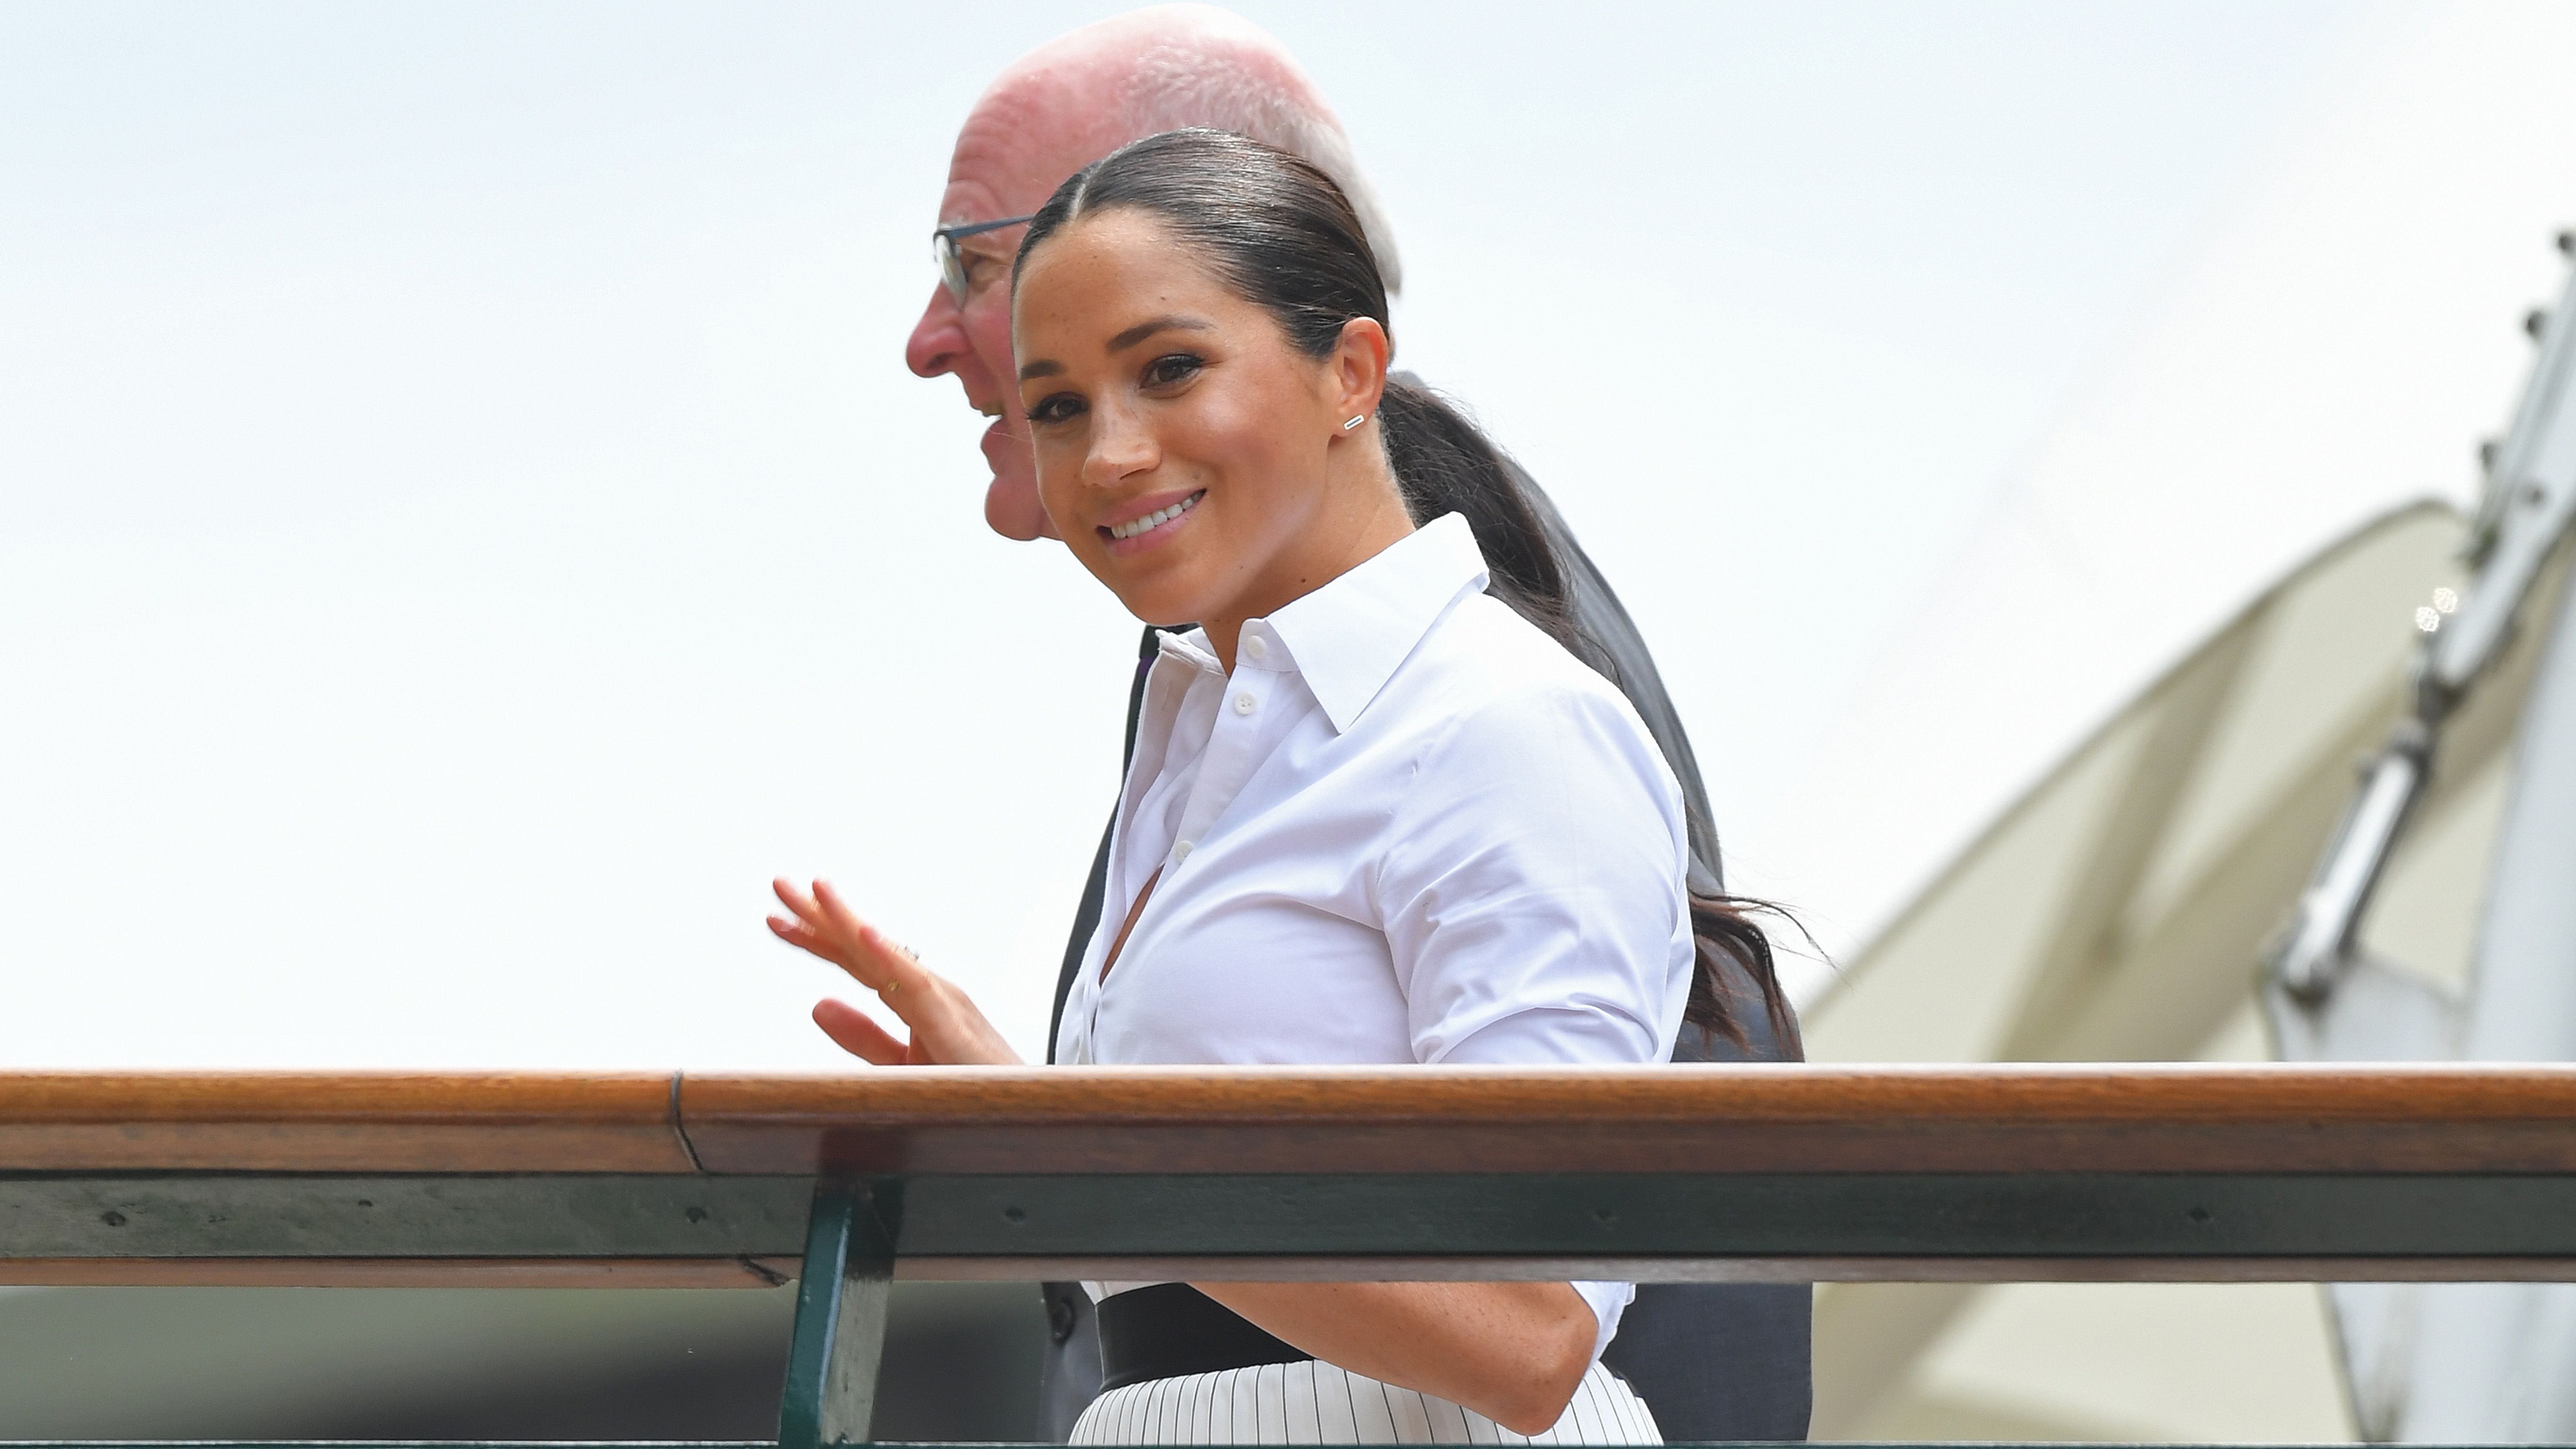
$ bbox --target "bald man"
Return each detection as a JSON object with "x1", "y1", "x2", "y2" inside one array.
[{"x1": 902, "y1": 8, "x2": 1809, "y2": 1441}]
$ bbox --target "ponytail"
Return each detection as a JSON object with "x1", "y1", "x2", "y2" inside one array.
[
  {"x1": 1376, "y1": 378, "x2": 1575, "y2": 651},
  {"x1": 1688, "y1": 896, "x2": 1804, "y2": 1054},
  {"x1": 1377, "y1": 377, "x2": 1800, "y2": 1053}
]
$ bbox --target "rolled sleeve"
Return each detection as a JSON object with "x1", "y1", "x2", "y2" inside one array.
[{"x1": 1375, "y1": 682, "x2": 1694, "y2": 1068}]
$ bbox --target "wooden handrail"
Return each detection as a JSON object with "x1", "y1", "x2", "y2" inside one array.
[
  {"x1": 0, "y1": 1071, "x2": 692, "y2": 1172},
  {"x1": 677, "y1": 1063, "x2": 2576, "y2": 1174},
  {"x1": 9, "y1": 1066, "x2": 2576, "y2": 1303},
  {"x1": 14, "y1": 1071, "x2": 2575, "y2": 1449},
  {"x1": 7, "y1": 1064, "x2": 2576, "y2": 1175}
]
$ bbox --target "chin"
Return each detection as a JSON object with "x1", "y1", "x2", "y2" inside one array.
[
  {"x1": 982, "y1": 474, "x2": 1058, "y2": 542},
  {"x1": 1096, "y1": 569, "x2": 1208, "y2": 632}
]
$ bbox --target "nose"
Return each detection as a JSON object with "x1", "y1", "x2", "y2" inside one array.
[
  {"x1": 1083, "y1": 400, "x2": 1160, "y2": 486},
  {"x1": 905, "y1": 283, "x2": 967, "y2": 379}
]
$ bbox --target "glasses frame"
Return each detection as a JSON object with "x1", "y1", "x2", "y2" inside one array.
[{"x1": 933, "y1": 214, "x2": 1038, "y2": 306}]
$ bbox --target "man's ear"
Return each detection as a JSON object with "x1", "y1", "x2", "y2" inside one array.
[{"x1": 1332, "y1": 316, "x2": 1392, "y2": 423}]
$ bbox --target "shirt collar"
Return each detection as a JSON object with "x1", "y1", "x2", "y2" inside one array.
[
  {"x1": 1261, "y1": 512, "x2": 1490, "y2": 733},
  {"x1": 1154, "y1": 628, "x2": 1222, "y2": 674}
]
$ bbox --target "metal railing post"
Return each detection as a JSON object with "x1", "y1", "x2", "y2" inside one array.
[{"x1": 777, "y1": 1180, "x2": 896, "y2": 1449}]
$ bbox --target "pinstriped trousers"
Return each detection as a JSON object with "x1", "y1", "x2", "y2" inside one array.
[{"x1": 1067, "y1": 1360, "x2": 1663, "y2": 1445}]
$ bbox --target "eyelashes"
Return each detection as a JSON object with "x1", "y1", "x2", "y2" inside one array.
[
  {"x1": 1025, "y1": 352, "x2": 1209, "y2": 427},
  {"x1": 1141, "y1": 352, "x2": 1205, "y2": 387}
]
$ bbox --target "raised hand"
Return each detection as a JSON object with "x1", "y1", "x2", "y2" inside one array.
[{"x1": 768, "y1": 878, "x2": 1022, "y2": 1066}]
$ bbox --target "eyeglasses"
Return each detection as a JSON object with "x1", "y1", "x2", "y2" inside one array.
[{"x1": 933, "y1": 214, "x2": 1037, "y2": 306}]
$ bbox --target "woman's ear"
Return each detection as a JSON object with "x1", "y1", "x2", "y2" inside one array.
[{"x1": 1330, "y1": 317, "x2": 1392, "y2": 428}]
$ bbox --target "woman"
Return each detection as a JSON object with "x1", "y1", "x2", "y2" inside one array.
[{"x1": 770, "y1": 128, "x2": 1789, "y2": 1445}]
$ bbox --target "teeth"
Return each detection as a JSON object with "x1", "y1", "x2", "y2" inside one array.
[{"x1": 1109, "y1": 492, "x2": 1202, "y2": 540}]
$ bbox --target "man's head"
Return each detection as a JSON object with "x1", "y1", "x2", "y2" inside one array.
[{"x1": 903, "y1": 4, "x2": 1400, "y2": 540}]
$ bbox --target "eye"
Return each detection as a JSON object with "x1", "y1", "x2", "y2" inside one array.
[
  {"x1": 1027, "y1": 392, "x2": 1086, "y2": 427},
  {"x1": 1141, "y1": 352, "x2": 1204, "y2": 390}
]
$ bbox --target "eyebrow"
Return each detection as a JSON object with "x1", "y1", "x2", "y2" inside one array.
[
  {"x1": 1108, "y1": 314, "x2": 1212, "y2": 352},
  {"x1": 1018, "y1": 315, "x2": 1215, "y2": 384}
]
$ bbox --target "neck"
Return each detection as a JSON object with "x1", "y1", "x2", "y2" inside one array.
[{"x1": 1201, "y1": 468, "x2": 1413, "y2": 673}]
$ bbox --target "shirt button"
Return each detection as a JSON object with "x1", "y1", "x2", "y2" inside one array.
[
  {"x1": 1175, "y1": 840, "x2": 1194, "y2": 862},
  {"x1": 1242, "y1": 635, "x2": 1268, "y2": 662},
  {"x1": 1233, "y1": 692, "x2": 1257, "y2": 715}
]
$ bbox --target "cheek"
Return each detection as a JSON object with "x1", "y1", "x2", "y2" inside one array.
[
  {"x1": 1030, "y1": 435, "x2": 1079, "y2": 514},
  {"x1": 1030, "y1": 427, "x2": 1105, "y2": 544},
  {"x1": 965, "y1": 302, "x2": 1018, "y2": 400},
  {"x1": 1180, "y1": 392, "x2": 1315, "y2": 526}
]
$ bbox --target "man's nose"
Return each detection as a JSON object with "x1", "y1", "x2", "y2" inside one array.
[{"x1": 905, "y1": 284, "x2": 967, "y2": 379}]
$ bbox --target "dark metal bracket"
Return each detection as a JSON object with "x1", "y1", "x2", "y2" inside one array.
[{"x1": 777, "y1": 1182, "x2": 897, "y2": 1449}]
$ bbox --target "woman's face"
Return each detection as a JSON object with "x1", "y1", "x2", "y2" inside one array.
[{"x1": 1011, "y1": 209, "x2": 1372, "y2": 633}]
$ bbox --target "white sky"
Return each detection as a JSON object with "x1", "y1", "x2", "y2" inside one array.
[
  {"x1": 1759, "y1": 2, "x2": 2576, "y2": 991},
  {"x1": 0, "y1": 0, "x2": 2403, "y2": 1069}
]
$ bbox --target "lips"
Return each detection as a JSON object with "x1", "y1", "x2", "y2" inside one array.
[
  {"x1": 1097, "y1": 489, "x2": 1206, "y2": 554},
  {"x1": 979, "y1": 416, "x2": 1060, "y2": 541},
  {"x1": 1108, "y1": 491, "x2": 1203, "y2": 540}
]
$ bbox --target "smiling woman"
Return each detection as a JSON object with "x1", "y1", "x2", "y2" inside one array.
[
  {"x1": 1011, "y1": 204, "x2": 1412, "y2": 669},
  {"x1": 768, "y1": 128, "x2": 1790, "y2": 1445}
]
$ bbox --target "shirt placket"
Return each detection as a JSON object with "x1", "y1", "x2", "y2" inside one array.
[
  {"x1": 1075, "y1": 657, "x2": 1235, "y2": 1064},
  {"x1": 1071, "y1": 623, "x2": 1308, "y2": 1065},
  {"x1": 1079, "y1": 661, "x2": 1280, "y2": 1060},
  {"x1": 1167, "y1": 660, "x2": 1276, "y2": 870}
]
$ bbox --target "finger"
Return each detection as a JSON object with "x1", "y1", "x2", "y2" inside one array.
[
  {"x1": 768, "y1": 905, "x2": 865, "y2": 980},
  {"x1": 773, "y1": 877, "x2": 825, "y2": 930},
  {"x1": 768, "y1": 913, "x2": 827, "y2": 955},
  {"x1": 770, "y1": 879, "x2": 878, "y2": 979},
  {"x1": 814, "y1": 998, "x2": 910, "y2": 1065},
  {"x1": 809, "y1": 880, "x2": 925, "y2": 996},
  {"x1": 806, "y1": 877, "x2": 869, "y2": 939}
]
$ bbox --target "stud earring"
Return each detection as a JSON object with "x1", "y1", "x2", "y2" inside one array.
[{"x1": 1342, "y1": 414, "x2": 1367, "y2": 431}]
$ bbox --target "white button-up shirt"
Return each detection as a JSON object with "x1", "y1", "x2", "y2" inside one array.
[{"x1": 1058, "y1": 513, "x2": 1695, "y2": 1358}]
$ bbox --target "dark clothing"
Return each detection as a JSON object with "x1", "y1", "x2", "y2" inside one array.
[{"x1": 1037, "y1": 467, "x2": 1810, "y2": 1443}]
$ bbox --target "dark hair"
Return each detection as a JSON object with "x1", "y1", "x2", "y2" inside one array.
[{"x1": 1018, "y1": 127, "x2": 1795, "y2": 1050}]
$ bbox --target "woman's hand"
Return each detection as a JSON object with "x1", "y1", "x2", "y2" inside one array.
[{"x1": 768, "y1": 878, "x2": 1022, "y2": 1066}]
